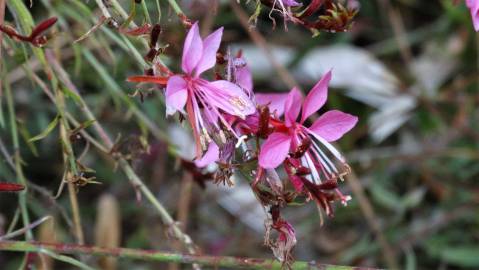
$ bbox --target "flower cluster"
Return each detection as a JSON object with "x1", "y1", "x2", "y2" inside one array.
[{"x1": 128, "y1": 22, "x2": 358, "y2": 264}]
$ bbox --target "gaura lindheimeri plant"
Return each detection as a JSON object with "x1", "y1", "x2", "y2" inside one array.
[
  {"x1": 258, "y1": 70, "x2": 358, "y2": 215},
  {"x1": 466, "y1": 0, "x2": 479, "y2": 31},
  {"x1": 129, "y1": 22, "x2": 359, "y2": 265}
]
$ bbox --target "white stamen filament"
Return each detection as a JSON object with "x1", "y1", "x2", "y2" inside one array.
[
  {"x1": 303, "y1": 153, "x2": 321, "y2": 184},
  {"x1": 295, "y1": 129, "x2": 349, "y2": 185},
  {"x1": 235, "y1": 135, "x2": 248, "y2": 148}
]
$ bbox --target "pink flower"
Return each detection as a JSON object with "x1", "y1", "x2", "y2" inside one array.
[
  {"x1": 467, "y1": 0, "x2": 479, "y2": 31},
  {"x1": 258, "y1": 71, "x2": 357, "y2": 199},
  {"x1": 166, "y1": 23, "x2": 256, "y2": 158}
]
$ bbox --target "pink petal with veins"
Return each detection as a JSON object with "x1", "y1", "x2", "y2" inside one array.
[
  {"x1": 165, "y1": 75, "x2": 188, "y2": 116},
  {"x1": 259, "y1": 132, "x2": 292, "y2": 169},
  {"x1": 309, "y1": 110, "x2": 358, "y2": 142},
  {"x1": 236, "y1": 61, "x2": 253, "y2": 95},
  {"x1": 204, "y1": 80, "x2": 256, "y2": 117},
  {"x1": 284, "y1": 87, "x2": 303, "y2": 126},
  {"x1": 194, "y1": 142, "x2": 219, "y2": 167},
  {"x1": 181, "y1": 22, "x2": 203, "y2": 74},
  {"x1": 195, "y1": 27, "x2": 223, "y2": 76},
  {"x1": 301, "y1": 70, "x2": 331, "y2": 123},
  {"x1": 255, "y1": 93, "x2": 289, "y2": 116}
]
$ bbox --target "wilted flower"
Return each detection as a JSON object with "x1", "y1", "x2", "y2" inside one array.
[
  {"x1": 258, "y1": 71, "x2": 357, "y2": 211},
  {"x1": 266, "y1": 206, "x2": 297, "y2": 264}
]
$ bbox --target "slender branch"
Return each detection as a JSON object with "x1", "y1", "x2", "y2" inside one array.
[
  {"x1": 0, "y1": 216, "x2": 51, "y2": 241},
  {"x1": 94, "y1": 0, "x2": 112, "y2": 19},
  {"x1": 0, "y1": 241, "x2": 373, "y2": 270},
  {"x1": 346, "y1": 171, "x2": 399, "y2": 270},
  {"x1": 4, "y1": 77, "x2": 32, "y2": 240},
  {"x1": 164, "y1": 0, "x2": 186, "y2": 19}
]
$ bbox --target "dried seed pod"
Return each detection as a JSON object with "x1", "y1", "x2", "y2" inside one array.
[
  {"x1": 258, "y1": 106, "x2": 272, "y2": 139},
  {"x1": 149, "y1": 24, "x2": 162, "y2": 48}
]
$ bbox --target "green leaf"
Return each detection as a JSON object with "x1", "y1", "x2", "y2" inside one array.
[
  {"x1": 17, "y1": 120, "x2": 39, "y2": 156},
  {"x1": 405, "y1": 247, "x2": 417, "y2": 270},
  {"x1": 29, "y1": 115, "x2": 60, "y2": 142},
  {"x1": 401, "y1": 187, "x2": 426, "y2": 209},
  {"x1": 370, "y1": 182, "x2": 402, "y2": 211},
  {"x1": 441, "y1": 246, "x2": 479, "y2": 267}
]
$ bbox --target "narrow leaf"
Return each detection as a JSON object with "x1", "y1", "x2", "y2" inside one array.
[{"x1": 29, "y1": 115, "x2": 60, "y2": 142}]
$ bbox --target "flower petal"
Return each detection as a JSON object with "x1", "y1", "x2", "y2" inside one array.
[
  {"x1": 255, "y1": 93, "x2": 289, "y2": 116},
  {"x1": 181, "y1": 22, "x2": 203, "y2": 74},
  {"x1": 195, "y1": 27, "x2": 223, "y2": 76},
  {"x1": 284, "y1": 87, "x2": 303, "y2": 126},
  {"x1": 467, "y1": 0, "x2": 479, "y2": 31},
  {"x1": 309, "y1": 110, "x2": 358, "y2": 142},
  {"x1": 281, "y1": 0, "x2": 302, "y2": 7},
  {"x1": 165, "y1": 75, "x2": 188, "y2": 116},
  {"x1": 236, "y1": 60, "x2": 253, "y2": 95},
  {"x1": 194, "y1": 142, "x2": 219, "y2": 167},
  {"x1": 259, "y1": 132, "x2": 292, "y2": 169},
  {"x1": 204, "y1": 80, "x2": 256, "y2": 117},
  {"x1": 301, "y1": 70, "x2": 332, "y2": 123}
]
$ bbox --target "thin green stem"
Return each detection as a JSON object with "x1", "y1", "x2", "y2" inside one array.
[
  {"x1": 4, "y1": 78, "x2": 32, "y2": 240},
  {"x1": 165, "y1": 0, "x2": 185, "y2": 17},
  {"x1": 38, "y1": 249, "x2": 95, "y2": 270},
  {"x1": 118, "y1": 159, "x2": 197, "y2": 254},
  {"x1": 0, "y1": 241, "x2": 368, "y2": 270},
  {"x1": 155, "y1": 0, "x2": 161, "y2": 22},
  {"x1": 140, "y1": 0, "x2": 151, "y2": 24}
]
